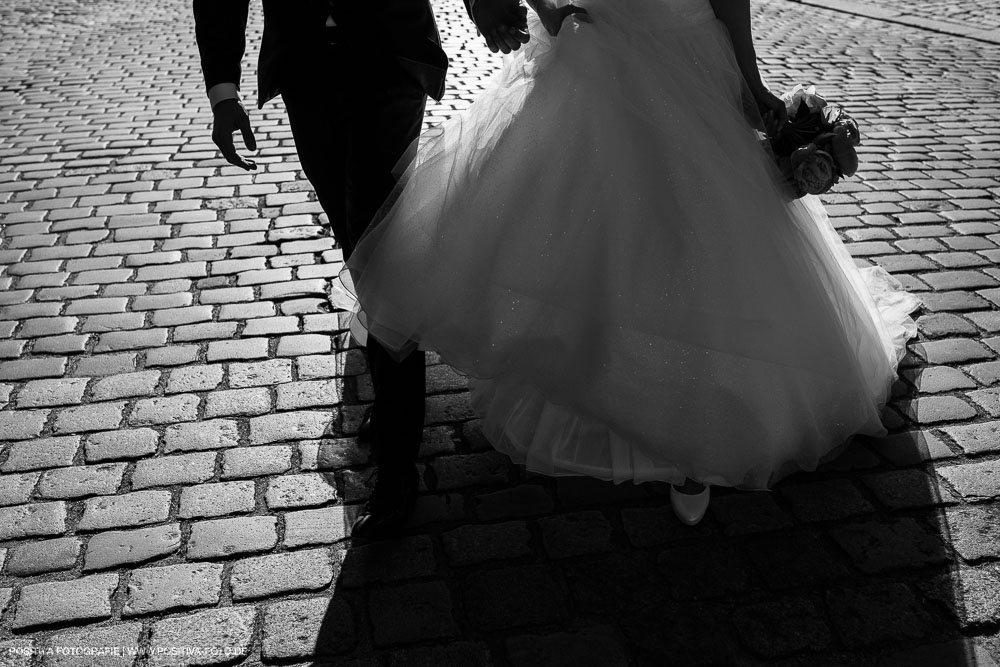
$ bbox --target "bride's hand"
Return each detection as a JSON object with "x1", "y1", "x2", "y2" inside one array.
[
  {"x1": 753, "y1": 86, "x2": 788, "y2": 139},
  {"x1": 534, "y1": 0, "x2": 591, "y2": 36}
]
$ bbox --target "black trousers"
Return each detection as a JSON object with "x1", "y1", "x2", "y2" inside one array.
[{"x1": 282, "y1": 33, "x2": 427, "y2": 469}]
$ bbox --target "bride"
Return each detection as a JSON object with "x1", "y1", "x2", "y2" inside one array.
[{"x1": 341, "y1": 0, "x2": 918, "y2": 525}]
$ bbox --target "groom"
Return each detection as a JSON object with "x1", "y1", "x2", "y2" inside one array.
[{"x1": 192, "y1": 0, "x2": 528, "y2": 538}]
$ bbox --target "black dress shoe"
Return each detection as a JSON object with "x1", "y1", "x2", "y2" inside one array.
[
  {"x1": 351, "y1": 465, "x2": 419, "y2": 539},
  {"x1": 357, "y1": 405, "x2": 373, "y2": 444}
]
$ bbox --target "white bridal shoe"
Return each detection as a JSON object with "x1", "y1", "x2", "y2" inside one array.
[{"x1": 670, "y1": 483, "x2": 711, "y2": 526}]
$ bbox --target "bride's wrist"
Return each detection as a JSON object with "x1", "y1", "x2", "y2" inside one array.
[
  {"x1": 529, "y1": 0, "x2": 557, "y2": 13},
  {"x1": 745, "y1": 75, "x2": 768, "y2": 95}
]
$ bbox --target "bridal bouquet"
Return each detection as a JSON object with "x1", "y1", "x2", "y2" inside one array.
[{"x1": 768, "y1": 85, "x2": 861, "y2": 198}]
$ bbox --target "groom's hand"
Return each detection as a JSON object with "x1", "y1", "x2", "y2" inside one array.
[
  {"x1": 212, "y1": 98, "x2": 258, "y2": 171},
  {"x1": 471, "y1": 0, "x2": 529, "y2": 54}
]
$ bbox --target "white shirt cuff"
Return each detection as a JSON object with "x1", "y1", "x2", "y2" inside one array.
[{"x1": 208, "y1": 83, "x2": 240, "y2": 110}]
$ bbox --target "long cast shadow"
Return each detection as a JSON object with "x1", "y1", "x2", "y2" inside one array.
[{"x1": 295, "y1": 339, "x2": 996, "y2": 665}]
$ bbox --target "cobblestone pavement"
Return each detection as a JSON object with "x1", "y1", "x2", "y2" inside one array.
[
  {"x1": 1, "y1": 0, "x2": 1000, "y2": 665},
  {"x1": 844, "y1": 0, "x2": 1000, "y2": 32},
  {"x1": 789, "y1": 0, "x2": 1000, "y2": 41}
]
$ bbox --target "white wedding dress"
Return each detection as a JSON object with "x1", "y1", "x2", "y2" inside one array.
[{"x1": 341, "y1": 0, "x2": 919, "y2": 489}]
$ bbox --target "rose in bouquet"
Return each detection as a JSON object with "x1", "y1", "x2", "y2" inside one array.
[{"x1": 768, "y1": 85, "x2": 861, "y2": 198}]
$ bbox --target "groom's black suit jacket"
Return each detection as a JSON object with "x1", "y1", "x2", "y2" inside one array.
[{"x1": 193, "y1": 0, "x2": 450, "y2": 107}]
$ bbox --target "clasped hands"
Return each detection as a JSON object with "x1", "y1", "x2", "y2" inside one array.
[
  {"x1": 473, "y1": 0, "x2": 589, "y2": 48},
  {"x1": 212, "y1": 0, "x2": 593, "y2": 171},
  {"x1": 751, "y1": 85, "x2": 788, "y2": 139}
]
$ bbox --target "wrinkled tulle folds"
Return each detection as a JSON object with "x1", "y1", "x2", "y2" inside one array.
[{"x1": 341, "y1": 0, "x2": 919, "y2": 489}]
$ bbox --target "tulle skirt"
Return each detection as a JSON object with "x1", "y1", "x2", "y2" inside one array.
[{"x1": 342, "y1": 0, "x2": 919, "y2": 489}]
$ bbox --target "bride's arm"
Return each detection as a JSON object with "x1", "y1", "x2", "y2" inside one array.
[
  {"x1": 709, "y1": 0, "x2": 786, "y2": 134},
  {"x1": 526, "y1": 0, "x2": 590, "y2": 36},
  {"x1": 708, "y1": 0, "x2": 766, "y2": 95}
]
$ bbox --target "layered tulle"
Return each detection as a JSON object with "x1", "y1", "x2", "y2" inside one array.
[{"x1": 342, "y1": 0, "x2": 919, "y2": 488}]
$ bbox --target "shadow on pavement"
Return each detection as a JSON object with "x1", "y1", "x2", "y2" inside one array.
[{"x1": 293, "y1": 357, "x2": 998, "y2": 666}]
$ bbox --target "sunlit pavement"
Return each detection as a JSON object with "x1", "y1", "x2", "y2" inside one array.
[{"x1": 1, "y1": 0, "x2": 999, "y2": 665}]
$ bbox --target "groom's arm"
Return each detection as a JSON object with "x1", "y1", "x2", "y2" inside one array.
[
  {"x1": 192, "y1": 0, "x2": 258, "y2": 170},
  {"x1": 193, "y1": 0, "x2": 250, "y2": 105}
]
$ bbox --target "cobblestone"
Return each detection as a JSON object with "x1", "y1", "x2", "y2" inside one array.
[
  {"x1": 746, "y1": 532, "x2": 850, "y2": 590},
  {"x1": 165, "y1": 364, "x2": 224, "y2": 393},
  {"x1": 54, "y1": 401, "x2": 126, "y2": 434},
  {"x1": 0, "y1": 471, "x2": 39, "y2": 506},
  {"x1": 938, "y1": 460, "x2": 1000, "y2": 501},
  {"x1": 145, "y1": 345, "x2": 200, "y2": 367},
  {"x1": 228, "y1": 358, "x2": 293, "y2": 387},
  {"x1": 944, "y1": 505, "x2": 1000, "y2": 562},
  {"x1": 90, "y1": 370, "x2": 161, "y2": 401},
  {"x1": 826, "y1": 583, "x2": 937, "y2": 647},
  {"x1": 474, "y1": 484, "x2": 555, "y2": 520},
  {"x1": 249, "y1": 410, "x2": 333, "y2": 445},
  {"x1": 872, "y1": 429, "x2": 958, "y2": 465},
  {"x1": 432, "y1": 452, "x2": 511, "y2": 490},
  {"x1": 829, "y1": 518, "x2": 949, "y2": 573},
  {"x1": 230, "y1": 548, "x2": 335, "y2": 600},
  {"x1": 132, "y1": 452, "x2": 216, "y2": 490},
  {"x1": 71, "y1": 353, "x2": 137, "y2": 377},
  {"x1": 2, "y1": 436, "x2": 80, "y2": 472},
  {"x1": 0, "y1": 410, "x2": 49, "y2": 441},
  {"x1": 340, "y1": 536, "x2": 436, "y2": 587},
  {"x1": 148, "y1": 608, "x2": 255, "y2": 667},
  {"x1": 187, "y1": 515, "x2": 279, "y2": 559},
  {"x1": 299, "y1": 353, "x2": 356, "y2": 379},
  {"x1": 862, "y1": 468, "x2": 955, "y2": 509},
  {"x1": 221, "y1": 445, "x2": 293, "y2": 479},
  {"x1": 12, "y1": 574, "x2": 118, "y2": 630},
  {"x1": 902, "y1": 365, "x2": 978, "y2": 393},
  {"x1": 204, "y1": 387, "x2": 272, "y2": 417},
  {"x1": 124, "y1": 563, "x2": 223, "y2": 616},
  {"x1": 265, "y1": 473, "x2": 338, "y2": 509},
  {"x1": 275, "y1": 379, "x2": 343, "y2": 410},
  {"x1": 164, "y1": 419, "x2": 240, "y2": 452},
  {"x1": 5, "y1": 537, "x2": 81, "y2": 576},
  {"x1": 206, "y1": 337, "x2": 270, "y2": 362},
  {"x1": 913, "y1": 338, "x2": 996, "y2": 364},
  {"x1": 43, "y1": 623, "x2": 142, "y2": 667},
  {"x1": 0, "y1": 358, "x2": 67, "y2": 381},
  {"x1": 1, "y1": 0, "x2": 1000, "y2": 663},
  {"x1": 85, "y1": 428, "x2": 159, "y2": 462},
  {"x1": 900, "y1": 395, "x2": 979, "y2": 424},
  {"x1": 276, "y1": 334, "x2": 331, "y2": 357},
  {"x1": 283, "y1": 505, "x2": 350, "y2": 547},
  {"x1": 779, "y1": 479, "x2": 876, "y2": 521},
  {"x1": 83, "y1": 524, "x2": 183, "y2": 571},
  {"x1": 942, "y1": 421, "x2": 1000, "y2": 455},
  {"x1": 16, "y1": 378, "x2": 88, "y2": 408},
  {"x1": 78, "y1": 490, "x2": 172, "y2": 531},
  {"x1": 732, "y1": 598, "x2": 832, "y2": 658},
  {"x1": 926, "y1": 566, "x2": 1000, "y2": 628},
  {"x1": 261, "y1": 596, "x2": 356, "y2": 660},
  {"x1": 369, "y1": 581, "x2": 459, "y2": 646},
  {"x1": 442, "y1": 522, "x2": 533, "y2": 566},
  {"x1": 539, "y1": 511, "x2": 614, "y2": 558},
  {"x1": 299, "y1": 437, "x2": 368, "y2": 470},
  {"x1": 179, "y1": 481, "x2": 255, "y2": 519},
  {"x1": 37, "y1": 462, "x2": 126, "y2": 499},
  {"x1": 659, "y1": 542, "x2": 753, "y2": 600},
  {"x1": 129, "y1": 394, "x2": 200, "y2": 426},
  {"x1": 462, "y1": 565, "x2": 568, "y2": 632}
]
